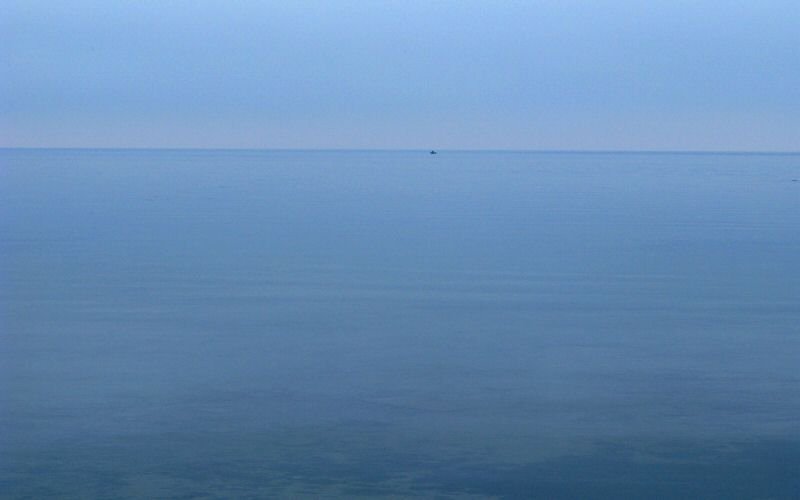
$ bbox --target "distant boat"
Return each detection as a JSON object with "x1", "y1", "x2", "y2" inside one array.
[{"x1": 429, "y1": 150, "x2": 438, "y2": 155}]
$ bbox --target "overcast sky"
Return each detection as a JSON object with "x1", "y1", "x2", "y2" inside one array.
[{"x1": 2, "y1": 1, "x2": 798, "y2": 150}]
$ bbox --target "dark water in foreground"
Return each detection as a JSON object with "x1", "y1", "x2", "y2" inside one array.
[{"x1": 1, "y1": 149, "x2": 799, "y2": 499}]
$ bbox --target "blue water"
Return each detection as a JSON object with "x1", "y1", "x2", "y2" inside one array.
[{"x1": 1, "y1": 149, "x2": 799, "y2": 498}]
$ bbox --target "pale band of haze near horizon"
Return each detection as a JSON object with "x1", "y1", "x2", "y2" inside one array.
[{"x1": 2, "y1": 1, "x2": 799, "y2": 152}]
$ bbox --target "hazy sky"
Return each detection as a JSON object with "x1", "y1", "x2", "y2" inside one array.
[{"x1": 2, "y1": 1, "x2": 799, "y2": 150}]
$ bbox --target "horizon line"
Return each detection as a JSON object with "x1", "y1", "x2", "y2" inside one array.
[{"x1": 1, "y1": 147, "x2": 799, "y2": 156}]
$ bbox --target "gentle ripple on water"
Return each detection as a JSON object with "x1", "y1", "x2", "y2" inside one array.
[{"x1": 1, "y1": 149, "x2": 799, "y2": 498}]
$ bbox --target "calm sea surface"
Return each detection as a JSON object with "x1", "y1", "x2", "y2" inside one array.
[{"x1": 1, "y1": 149, "x2": 799, "y2": 498}]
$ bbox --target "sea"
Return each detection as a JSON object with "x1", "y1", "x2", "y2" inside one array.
[{"x1": 1, "y1": 149, "x2": 798, "y2": 498}]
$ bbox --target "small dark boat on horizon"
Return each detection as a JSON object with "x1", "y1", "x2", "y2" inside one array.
[{"x1": 430, "y1": 150, "x2": 437, "y2": 155}]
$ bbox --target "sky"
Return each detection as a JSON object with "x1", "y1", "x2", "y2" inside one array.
[{"x1": 2, "y1": 0, "x2": 799, "y2": 151}]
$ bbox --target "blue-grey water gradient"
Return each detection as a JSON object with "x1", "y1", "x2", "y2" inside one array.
[{"x1": 1, "y1": 149, "x2": 799, "y2": 498}]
